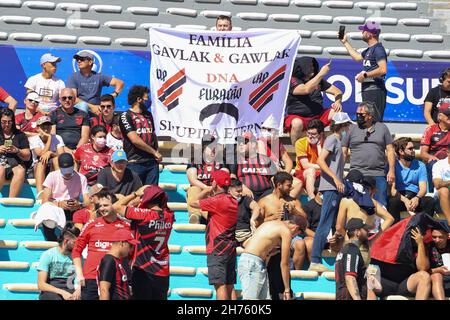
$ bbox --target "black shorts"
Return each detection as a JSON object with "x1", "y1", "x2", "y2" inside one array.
[
  {"x1": 207, "y1": 253, "x2": 236, "y2": 285},
  {"x1": 379, "y1": 277, "x2": 413, "y2": 298},
  {"x1": 131, "y1": 267, "x2": 169, "y2": 300},
  {"x1": 81, "y1": 279, "x2": 99, "y2": 300},
  {"x1": 441, "y1": 275, "x2": 450, "y2": 296}
]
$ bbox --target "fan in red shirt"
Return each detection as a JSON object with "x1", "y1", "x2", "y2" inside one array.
[
  {"x1": 72, "y1": 190, "x2": 130, "y2": 300},
  {"x1": 15, "y1": 91, "x2": 43, "y2": 136},
  {"x1": 72, "y1": 183, "x2": 104, "y2": 231},
  {"x1": 190, "y1": 170, "x2": 238, "y2": 300},
  {"x1": 73, "y1": 125, "x2": 113, "y2": 185},
  {"x1": 114, "y1": 185, "x2": 175, "y2": 300}
]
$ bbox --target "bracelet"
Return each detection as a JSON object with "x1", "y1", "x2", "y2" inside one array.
[{"x1": 113, "y1": 91, "x2": 119, "y2": 97}]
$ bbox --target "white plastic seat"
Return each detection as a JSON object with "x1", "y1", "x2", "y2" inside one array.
[
  {"x1": 175, "y1": 24, "x2": 208, "y2": 30},
  {"x1": 290, "y1": 270, "x2": 319, "y2": 279},
  {"x1": 0, "y1": 0, "x2": 22, "y2": 7},
  {"x1": 390, "y1": 49, "x2": 423, "y2": 59},
  {"x1": 424, "y1": 51, "x2": 450, "y2": 59},
  {"x1": 0, "y1": 261, "x2": 29, "y2": 269},
  {"x1": 313, "y1": 31, "x2": 339, "y2": 39},
  {"x1": 412, "y1": 35, "x2": 443, "y2": 43},
  {"x1": 165, "y1": 164, "x2": 187, "y2": 173},
  {"x1": 3, "y1": 283, "x2": 39, "y2": 292},
  {"x1": 261, "y1": 0, "x2": 290, "y2": 6},
  {"x1": 33, "y1": 17, "x2": 66, "y2": 26},
  {"x1": 158, "y1": 183, "x2": 177, "y2": 191},
  {"x1": 237, "y1": 12, "x2": 268, "y2": 21},
  {"x1": 67, "y1": 19, "x2": 100, "y2": 28},
  {"x1": 322, "y1": 271, "x2": 335, "y2": 280},
  {"x1": 173, "y1": 224, "x2": 206, "y2": 232},
  {"x1": 297, "y1": 30, "x2": 312, "y2": 38},
  {"x1": 269, "y1": 14, "x2": 300, "y2": 22},
  {"x1": 78, "y1": 36, "x2": 111, "y2": 45},
  {"x1": 9, "y1": 219, "x2": 35, "y2": 227},
  {"x1": 333, "y1": 16, "x2": 365, "y2": 24},
  {"x1": 301, "y1": 15, "x2": 333, "y2": 23},
  {"x1": 297, "y1": 45, "x2": 323, "y2": 54},
  {"x1": 0, "y1": 219, "x2": 5, "y2": 227},
  {"x1": 104, "y1": 21, "x2": 136, "y2": 30},
  {"x1": 355, "y1": 1, "x2": 385, "y2": 10},
  {"x1": 0, "y1": 32, "x2": 7, "y2": 40},
  {"x1": 44, "y1": 34, "x2": 77, "y2": 43},
  {"x1": 0, "y1": 198, "x2": 35, "y2": 206},
  {"x1": 140, "y1": 23, "x2": 172, "y2": 30},
  {"x1": 323, "y1": 1, "x2": 353, "y2": 9},
  {"x1": 302, "y1": 292, "x2": 335, "y2": 300},
  {"x1": 172, "y1": 288, "x2": 213, "y2": 298},
  {"x1": 0, "y1": 240, "x2": 18, "y2": 249},
  {"x1": 169, "y1": 245, "x2": 182, "y2": 253},
  {"x1": 347, "y1": 32, "x2": 363, "y2": 40},
  {"x1": 21, "y1": 241, "x2": 58, "y2": 249},
  {"x1": 90, "y1": 5, "x2": 122, "y2": 13},
  {"x1": 56, "y1": 2, "x2": 89, "y2": 11},
  {"x1": 166, "y1": 8, "x2": 197, "y2": 17},
  {"x1": 115, "y1": 38, "x2": 148, "y2": 47},
  {"x1": 0, "y1": 15, "x2": 32, "y2": 24},
  {"x1": 200, "y1": 10, "x2": 232, "y2": 18},
  {"x1": 366, "y1": 17, "x2": 397, "y2": 25},
  {"x1": 385, "y1": 295, "x2": 411, "y2": 300},
  {"x1": 196, "y1": 0, "x2": 221, "y2": 3},
  {"x1": 170, "y1": 266, "x2": 196, "y2": 276},
  {"x1": 399, "y1": 18, "x2": 430, "y2": 27},
  {"x1": 292, "y1": 0, "x2": 322, "y2": 7},
  {"x1": 126, "y1": 7, "x2": 159, "y2": 16},
  {"x1": 23, "y1": 1, "x2": 55, "y2": 10},
  {"x1": 230, "y1": 0, "x2": 258, "y2": 4},
  {"x1": 324, "y1": 47, "x2": 350, "y2": 55},
  {"x1": 380, "y1": 33, "x2": 410, "y2": 42},
  {"x1": 387, "y1": 3, "x2": 417, "y2": 11}
]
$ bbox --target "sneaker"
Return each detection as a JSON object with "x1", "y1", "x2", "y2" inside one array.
[
  {"x1": 189, "y1": 214, "x2": 200, "y2": 224},
  {"x1": 308, "y1": 263, "x2": 332, "y2": 273}
]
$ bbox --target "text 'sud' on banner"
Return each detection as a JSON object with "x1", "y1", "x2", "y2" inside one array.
[{"x1": 149, "y1": 28, "x2": 301, "y2": 144}]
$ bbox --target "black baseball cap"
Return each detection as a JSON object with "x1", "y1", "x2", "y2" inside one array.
[
  {"x1": 58, "y1": 153, "x2": 74, "y2": 168},
  {"x1": 345, "y1": 170, "x2": 364, "y2": 183},
  {"x1": 362, "y1": 176, "x2": 377, "y2": 190},
  {"x1": 346, "y1": 218, "x2": 372, "y2": 231}
]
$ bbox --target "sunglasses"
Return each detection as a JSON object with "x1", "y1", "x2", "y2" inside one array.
[
  {"x1": 27, "y1": 99, "x2": 39, "y2": 104},
  {"x1": 100, "y1": 105, "x2": 113, "y2": 110},
  {"x1": 61, "y1": 96, "x2": 74, "y2": 101},
  {"x1": 364, "y1": 130, "x2": 372, "y2": 143},
  {"x1": 76, "y1": 57, "x2": 90, "y2": 62},
  {"x1": 356, "y1": 113, "x2": 367, "y2": 117}
]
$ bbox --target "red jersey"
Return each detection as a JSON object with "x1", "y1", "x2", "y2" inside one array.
[
  {"x1": 125, "y1": 206, "x2": 174, "y2": 277},
  {"x1": 0, "y1": 86, "x2": 10, "y2": 102},
  {"x1": 96, "y1": 254, "x2": 131, "y2": 300},
  {"x1": 187, "y1": 161, "x2": 225, "y2": 186},
  {"x1": 420, "y1": 124, "x2": 450, "y2": 160},
  {"x1": 72, "y1": 217, "x2": 130, "y2": 280},
  {"x1": 200, "y1": 193, "x2": 238, "y2": 256},
  {"x1": 73, "y1": 207, "x2": 93, "y2": 225},
  {"x1": 15, "y1": 112, "x2": 43, "y2": 134},
  {"x1": 73, "y1": 143, "x2": 113, "y2": 185},
  {"x1": 90, "y1": 114, "x2": 114, "y2": 133}
]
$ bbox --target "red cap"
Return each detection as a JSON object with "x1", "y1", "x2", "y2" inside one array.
[
  {"x1": 139, "y1": 185, "x2": 168, "y2": 209},
  {"x1": 438, "y1": 101, "x2": 450, "y2": 116},
  {"x1": 211, "y1": 170, "x2": 231, "y2": 188},
  {"x1": 108, "y1": 229, "x2": 139, "y2": 246}
]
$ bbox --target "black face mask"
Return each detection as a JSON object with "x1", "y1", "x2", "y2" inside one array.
[
  {"x1": 356, "y1": 114, "x2": 366, "y2": 128},
  {"x1": 404, "y1": 154, "x2": 415, "y2": 162}
]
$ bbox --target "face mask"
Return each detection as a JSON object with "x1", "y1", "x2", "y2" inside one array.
[
  {"x1": 235, "y1": 196, "x2": 242, "y2": 203},
  {"x1": 96, "y1": 137, "x2": 106, "y2": 148},
  {"x1": 309, "y1": 137, "x2": 319, "y2": 145},
  {"x1": 261, "y1": 131, "x2": 272, "y2": 139},
  {"x1": 140, "y1": 99, "x2": 151, "y2": 110},
  {"x1": 404, "y1": 154, "x2": 415, "y2": 162},
  {"x1": 356, "y1": 114, "x2": 366, "y2": 128},
  {"x1": 61, "y1": 166, "x2": 74, "y2": 178}
]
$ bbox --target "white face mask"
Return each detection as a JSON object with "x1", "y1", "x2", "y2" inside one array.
[
  {"x1": 96, "y1": 137, "x2": 106, "y2": 148},
  {"x1": 260, "y1": 130, "x2": 272, "y2": 139},
  {"x1": 309, "y1": 137, "x2": 319, "y2": 145},
  {"x1": 61, "y1": 166, "x2": 74, "y2": 178}
]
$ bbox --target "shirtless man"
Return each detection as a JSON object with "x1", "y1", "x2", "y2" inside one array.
[
  {"x1": 238, "y1": 215, "x2": 307, "y2": 300},
  {"x1": 258, "y1": 172, "x2": 309, "y2": 299}
]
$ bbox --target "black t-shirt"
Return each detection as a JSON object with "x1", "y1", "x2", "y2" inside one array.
[
  {"x1": 119, "y1": 110, "x2": 158, "y2": 164},
  {"x1": 0, "y1": 131, "x2": 30, "y2": 167},
  {"x1": 236, "y1": 196, "x2": 253, "y2": 231},
  {"x1": 96, "y1": 254, "x2": 131, "y2": 300},
  {"x1": 424, "y1": 85, "x2": 450, "y2": 123},
  {"x1": 335, "y1": 242, "x2": 367, "y2": 300},
  {"x1": 361, "y1": 42, "x2": 387, "y2": 87},
  {"x1": 286, "y1": 78, "x2": 331, "y2": 117},
  {"x1": 428, "y1": 242, "x2": 450, "y2": 269},
  {"x1": 302, "y1": 199, "x2": 321, "y2": 232},
  {"x1": 49, "y1": 108, "x2": 89, "y2": 150},
  {"x1": 97, "y1": 167, "x2": 142, "y2": 196}
]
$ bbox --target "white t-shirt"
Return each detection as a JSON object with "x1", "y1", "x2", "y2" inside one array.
[
  {"x1": 432, "y1": 157, "x2": 450, "y2": 194},
  {"x1": 106, "y1": 132, "x2": 123, "y2": 150},
  {"x1": 24, "y1": 73, "x2": 65, "y2": 113},
  {"x1": 29, "y1": 134, "x2": 65, "y2": 164}
]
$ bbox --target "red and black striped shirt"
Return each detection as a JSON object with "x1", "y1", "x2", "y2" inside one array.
[
  {"x1": 187, "y1": 161, "x2": 225, "y2": 186},
  {"x1": 90, "y1": 113, "x2": 117, "y2": 133},
  {"x1": 200, "y1": 194, "x2": 238, "y2": 256},
  {"x1": 125, "y1": 207, "x2": 174, "y2": 277},
  {"x1": 96, "y1": 254, "x2": 131, "y2": 300}
]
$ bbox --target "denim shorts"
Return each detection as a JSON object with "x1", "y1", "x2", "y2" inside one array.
[{"x1": 238, "y1": 253, "x2": 271, "y2": 300}]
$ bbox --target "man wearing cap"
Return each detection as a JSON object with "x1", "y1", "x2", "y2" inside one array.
[
  {"x1": 228, "y1": 132, "x2": 278, "y2": 201},
  {"x1": 97, "y1": 229, "x2": 137, "y2": 300},
  {"x1": 24, "y1": 53, "x2": 65, "y2": 113},
  {"x1": 67, "y1": 51, "x2": 124, "y2": 115},
  {"x1": 421, "y1": 101, "x2": 450, "y2": 192},
  {"x1": 187, "y1": 134, "x2": 229, "y2": 224},
  {"x1": 50, "y1": 88, "x2": 90, "y2": 153},
  {"x1": 342, "y1": 101, "x2": 395, "y2": 208},
  {"x1": 335, "y1": 218, "x2": 372, "y2": 300},
  {"x1": 15, "y1": 91, "x2": 43, "y2": 138},
  {"x1": 238, "y1": 214, "x2": 307, "y2": 300},
  {"x1": 97, "y1": 149, "x2": 142, "y2": 198},
  {"x1": 190, "y1": 170, "x2": 238, "y2": 300},
  {"x1": 29, "y1": 115, "x2": 65, "y2": 195},
  {"x1": 72, "y1": 191, "x2": 130, "y2": 300},
  {"x1": 340, "y1": 21, "x2": 388, "y2": 122},
  {"x1": 309, "y1": 112, "x2": 352, "y2": 273},
  {"x1": 113, "y1": 185, "x2": 174, "y2": 300},
  {"x1": 0, "y1": 85, "x2": 17, "y2": 111},
  {"x1": 432, "y1": 143, "x2": 450, "y2": 225}
]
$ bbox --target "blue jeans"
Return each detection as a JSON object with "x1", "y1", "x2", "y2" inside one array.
[
  {"x1": 127, "y1": 160, "x2": 159, "y2": 185},
  {"x1": 311, "y1": 190, "x2": 341, "y2": 264},
  {"x1": 371, "y1": 176, "x2": 388, "y2": 208},
  {"x1": 238, "y1": 253, "x2": 270, "y2": 300}
]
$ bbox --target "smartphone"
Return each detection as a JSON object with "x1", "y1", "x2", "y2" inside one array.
[
  {"x1": 338, "y1": 25, "x2": 346, "y2": 40},
  {"x1": 4, "y1": 140, "x2": 12, "y2": 147}
]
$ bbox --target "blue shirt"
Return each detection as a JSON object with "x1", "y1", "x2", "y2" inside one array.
[
  {"x1": 67, "y1": 71, "x2": 112, "y2": 105},
  {"x1": 37, "y1": 247, "x2": 76, "y2": 282},
  {"x1": 361, "y1": 42, "x2": 387, "y2": 86},
  {"x1": 394, "y1": 159, "x2": 428, "y2": 194}
]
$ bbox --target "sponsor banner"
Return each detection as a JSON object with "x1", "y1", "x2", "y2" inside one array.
[{"x1": 149, "y1": 28, "x2": 301, "y2": 144}]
